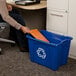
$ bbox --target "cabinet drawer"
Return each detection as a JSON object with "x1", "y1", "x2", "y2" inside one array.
[
  {"x1": 47, "y1": 0, "x2": 68, "y2": 10},
  {"x1": 47, "y1": 10, "x2": 68, "y2": 35}
]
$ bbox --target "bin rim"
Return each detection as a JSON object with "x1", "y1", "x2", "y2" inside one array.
[
  {"x1": 26, "y1": 34, "x2": 72, "y2": 47},
  {"x1": 40, "y1": 30, "x2": 73, "y2": 40},
  {"x1": 26, "y1": 35, "x2": 58, "y2": 46}
]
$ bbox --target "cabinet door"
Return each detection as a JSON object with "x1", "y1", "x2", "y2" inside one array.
[
  {"x1": 47, "y1": 0, "x2": 69, "y2": 10},
  {"x1": 68, "y1": 0, "x2": 76, "y2": 59},
  {"x1": 68, "y1": 22, "x2": 76, "y2": 58},
  {"x1": 47, "y1": 10, "x2": 68, "y2": 35}
]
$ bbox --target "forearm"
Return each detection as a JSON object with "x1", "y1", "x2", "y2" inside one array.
[
  {"x1": 0, "y1": 0, "x2": 22, "y2": 30},
  {"x1": 0, "y1": 0, "x2": 30, "y2": 33},
  {"x1": 2, "y1": 14, "x2": 22, "y2": 30}
]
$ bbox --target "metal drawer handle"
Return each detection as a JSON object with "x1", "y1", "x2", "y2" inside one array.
[{"x1": 50, "y1": 13, "x2": 63, "y2": 17}]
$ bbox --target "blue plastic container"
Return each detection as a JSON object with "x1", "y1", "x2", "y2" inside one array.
[{"x1": 26, "y1": 30, "x2": 72, "y2": 70}]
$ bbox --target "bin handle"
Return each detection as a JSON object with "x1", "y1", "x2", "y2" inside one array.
[
  {"x1": 57, "y1": 39, "x2": 71, "y2": 46},
  {"x1": 50, "y1": 13, "x2": 63, "y2": 17}
]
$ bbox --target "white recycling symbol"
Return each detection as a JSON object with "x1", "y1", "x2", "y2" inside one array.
[{"x1": 36, "y1": 47, "x2": 46, "y2": 59}]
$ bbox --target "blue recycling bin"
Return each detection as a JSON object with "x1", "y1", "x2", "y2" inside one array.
[{"x1": 26, "y1": 30, "x2": 73, "y2": 71}]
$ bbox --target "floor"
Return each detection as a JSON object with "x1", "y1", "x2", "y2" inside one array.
[{"x1": 0, "y1": 43, "x2": 76, "y2": 76}]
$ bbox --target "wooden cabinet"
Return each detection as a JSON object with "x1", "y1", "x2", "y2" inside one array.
[{"x1": 47, "y1": 0, "x2": 76, "y2": 59}]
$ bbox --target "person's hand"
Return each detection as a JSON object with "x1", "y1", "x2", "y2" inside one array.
[
  {"x1": 7, "y1": 4, "x2": 12, "y2": 11},
  {"x1": 20, "y1": 26, "x2": 30, "y2": 34}
]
